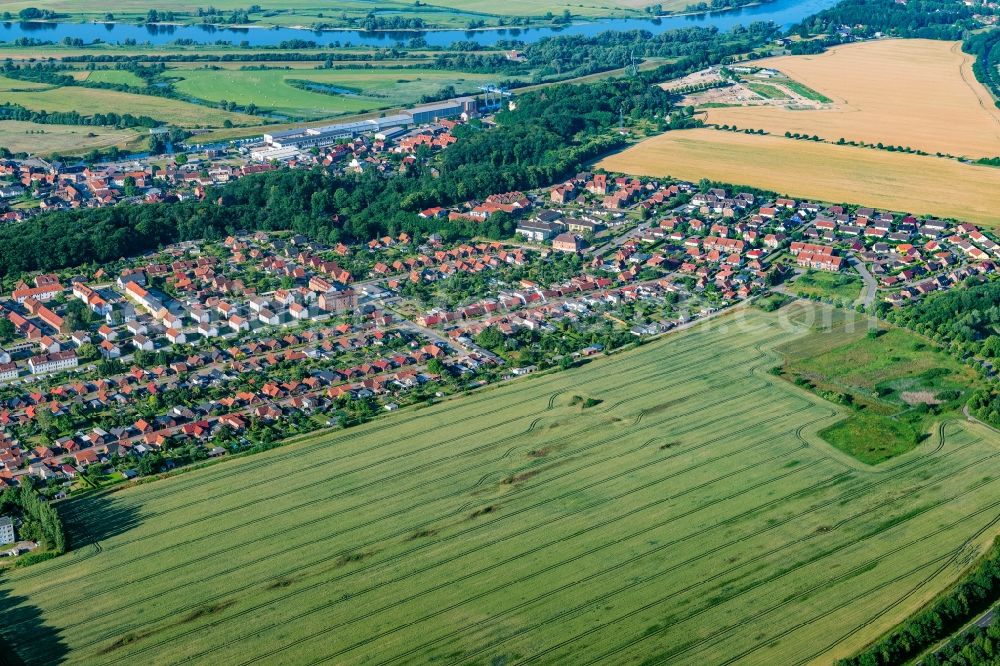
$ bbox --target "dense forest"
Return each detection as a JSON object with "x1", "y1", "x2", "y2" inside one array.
[
  {"x1": 792, "y1": 0, "x2": 979, "y2": 40},
  {"x1": 519, "y1": 23, "x2": 780, "y2": 80},
  {"x1": 839, "y1": 538, "x2": 1000, "y2": 666},
  {"x1": 883, "y1": 279, "x2": 1000, "y2": 358},
  {"x1": 0, "y1": 79, "x2": 673, "y2": 277}
]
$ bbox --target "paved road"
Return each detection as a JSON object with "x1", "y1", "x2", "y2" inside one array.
[
  {"x1": 850, "y1": 253, "x2": 878, "y2": 308},
  {"x1": 381, "y1": 299, "x2": 504, "y2": 365},
  {"x1": 592, "y1": 221, "x2": 652, "y2": 255}
]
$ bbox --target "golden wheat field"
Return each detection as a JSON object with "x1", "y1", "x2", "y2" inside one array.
[
  {"x1": 598, "y1": 129, "x2": 1000, "y2": 225},
  {"x1": 702, "y1": 39, "x2": 1000, "y2": 158}
]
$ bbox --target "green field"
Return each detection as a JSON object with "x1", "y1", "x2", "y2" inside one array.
[
  {"x1": 0, "y1": 83, "x2": 258, "y2": 127},
  {"x1": 3, "y1": 304, "x2": 1000, "y2": 665},
  {"x1": 170, "y1": 67, "x2": 501, "y2": 119},
  {"x1": 83, "y1": 69, "x2": 147, "y2": 87},
  {"x1": 778, "y1": 77, "x2": 834, "y2": 103},
  {"x1": 0, "y1": 74, "x2": 51, "y2": 91},
  {"x1": 776, "y1": 309, "x2": 982, "y2": 464},
  {"x1": 792, "y1": 269, "x2": 864, "y2": 303},
  {"x1": 0, "y1": 120, "x2": 143, "y2": 155},
  {"x1": 0, "y1": 0, "x2": 658, "y2": 29},
  {"x1": 746, "y1": 82, "x2": 790, "y2": 99}
]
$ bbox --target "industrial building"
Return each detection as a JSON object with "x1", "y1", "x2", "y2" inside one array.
[{"x1": 262, "y1": 97, "x2": 477, "y2": 151}]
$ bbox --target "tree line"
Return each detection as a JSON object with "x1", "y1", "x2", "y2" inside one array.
[
  {"x1": 519, "y1": 23, "x2": 781, "y2": 81},
  {"x1": 929, "y1": 614, "x2": 1000, "y2": 665},
  {"x1": 965, "y1": 30, "x2": 1000, "y2": 105},
  {"x1": 0, "y1": 102, "x2": 159, "y2": 129}
]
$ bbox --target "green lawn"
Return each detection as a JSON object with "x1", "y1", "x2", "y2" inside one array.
[
  {"x1": 820, "y1": 411, "x2": 927, "y2": 465},
  {"x1": 169, "y1": 67, "x2": 503, "y2": 119},
  {"x1": 3, "y1": 304, "x2": 1000, "y2": 664}
]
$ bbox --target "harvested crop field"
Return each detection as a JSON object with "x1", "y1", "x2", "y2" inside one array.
[
  {"x1": 3, "y1": 304, "x2": 1000, "y2": 665},
  {"x1": 701, "y1": 39, "x2": 1000, "y2": 158},
  {"x1": 598, "y1": 129, "x2": 1000, "y2": 225}
]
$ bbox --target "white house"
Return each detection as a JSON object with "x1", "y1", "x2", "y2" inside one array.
[{"x1": 0, "y1": 516, "x2": 14, "y2": 545}]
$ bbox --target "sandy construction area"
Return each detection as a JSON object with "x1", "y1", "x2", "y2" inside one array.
[
  {"x1": 598, "y1": 129, "x2": 1000, "y2": 226},
  {"x1": 701, "y1": 39, "x2": 1000, "y2": 158}
]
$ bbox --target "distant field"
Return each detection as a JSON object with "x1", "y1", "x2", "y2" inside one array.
[
  {"x1": 598, "y1": 129, "x2": 1000, "y2": 226},
  {"x1": 702, "y1": 39, "x2": 1000, "y2": 158},
  {"x1": 0, "y1": 0, "x2": 655, "y2": 28},
  {"x1": 82, "y1": 70, "x2": 147, "y2": 87},
  {"x1": 0, "y1": 120, "x2": 142, "y2": 154},
  {"x1": 0, "y1": 84, "x2": 258, "y2": 128},
  {"x1": 192, "y1": 59, "x2": 670, "y2": 141},
  {"x1": 0, "y1": 74, "x2": 51, "y2": 91},
  {"x1": 170, "y1": 67, "x2": 499, "y2": 119},
  {"x1": 4, "y1": 305, "x2": 1000, "y2": 665}
]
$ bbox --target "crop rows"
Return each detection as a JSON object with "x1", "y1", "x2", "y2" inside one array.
[{"x1": 4, "y1": 311, "x2": 1000, "y2": 665}]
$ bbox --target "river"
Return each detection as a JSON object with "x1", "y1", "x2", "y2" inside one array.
[{"x1": 1, "y1": 0, "x2": 839, "y2": 49}]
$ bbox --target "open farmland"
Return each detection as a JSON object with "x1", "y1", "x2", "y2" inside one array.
[
  {"x1": 0, "y1": 120, "x2": 143, "y2": 155},
  {"x1": 3, "y1": 305, "x2": 1000, "y2": 664},
  {"x1": 81, "y1": 69, "x2": 148, "y2": 87},
  {"x1": 0, "y1": 84, "x2": 258, "y2": 128},
  {"x1": 0, "y1": 0, "x2": 656, "y2": 28},
  {"x1": 170, "y1": 67, "x2": 501, "y2": 119},
  {"x1": 701, "y1": 39, "x2": 1000, "y2": 158},
  {"x1": 597, "y1": 128, "x2": 1000, "y2": 226}
]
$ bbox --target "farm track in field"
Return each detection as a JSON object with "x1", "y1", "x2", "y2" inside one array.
[
  {"x1": 141, "y1": 417, "x2": 828, "y2": 666},
  {"x1": 94, "y1": 414, "x2": 977, "y2": 663},
  {"x1": 7, "y1": 311, "x2": 1000, "y2": 666},
  {"x1": 83, "y1": 376, "x2": 796, "y2": 657},
  {"x1": 550, "y1": 467, "x2": 1000, "y2": 665},
  {"x1": 17, "y1": 330, "x2": 787, "y2": 608},
  {"x1": 367, "y1": 426, "x2": 988, "y2": 666},
  {"x1": 55, "y1": 323, "x2": 782, "y2": 541}
]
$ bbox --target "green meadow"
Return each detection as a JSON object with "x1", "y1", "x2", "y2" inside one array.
[
  {"x1": 791, "y1": 269, "x2": 864, "y2": 304},
  {"x1": 169, "y1": 67, "x2": 502, "y2": 119},
  {"x1": 775, "y1": 306, "x2": 982, "y2": 464}
]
